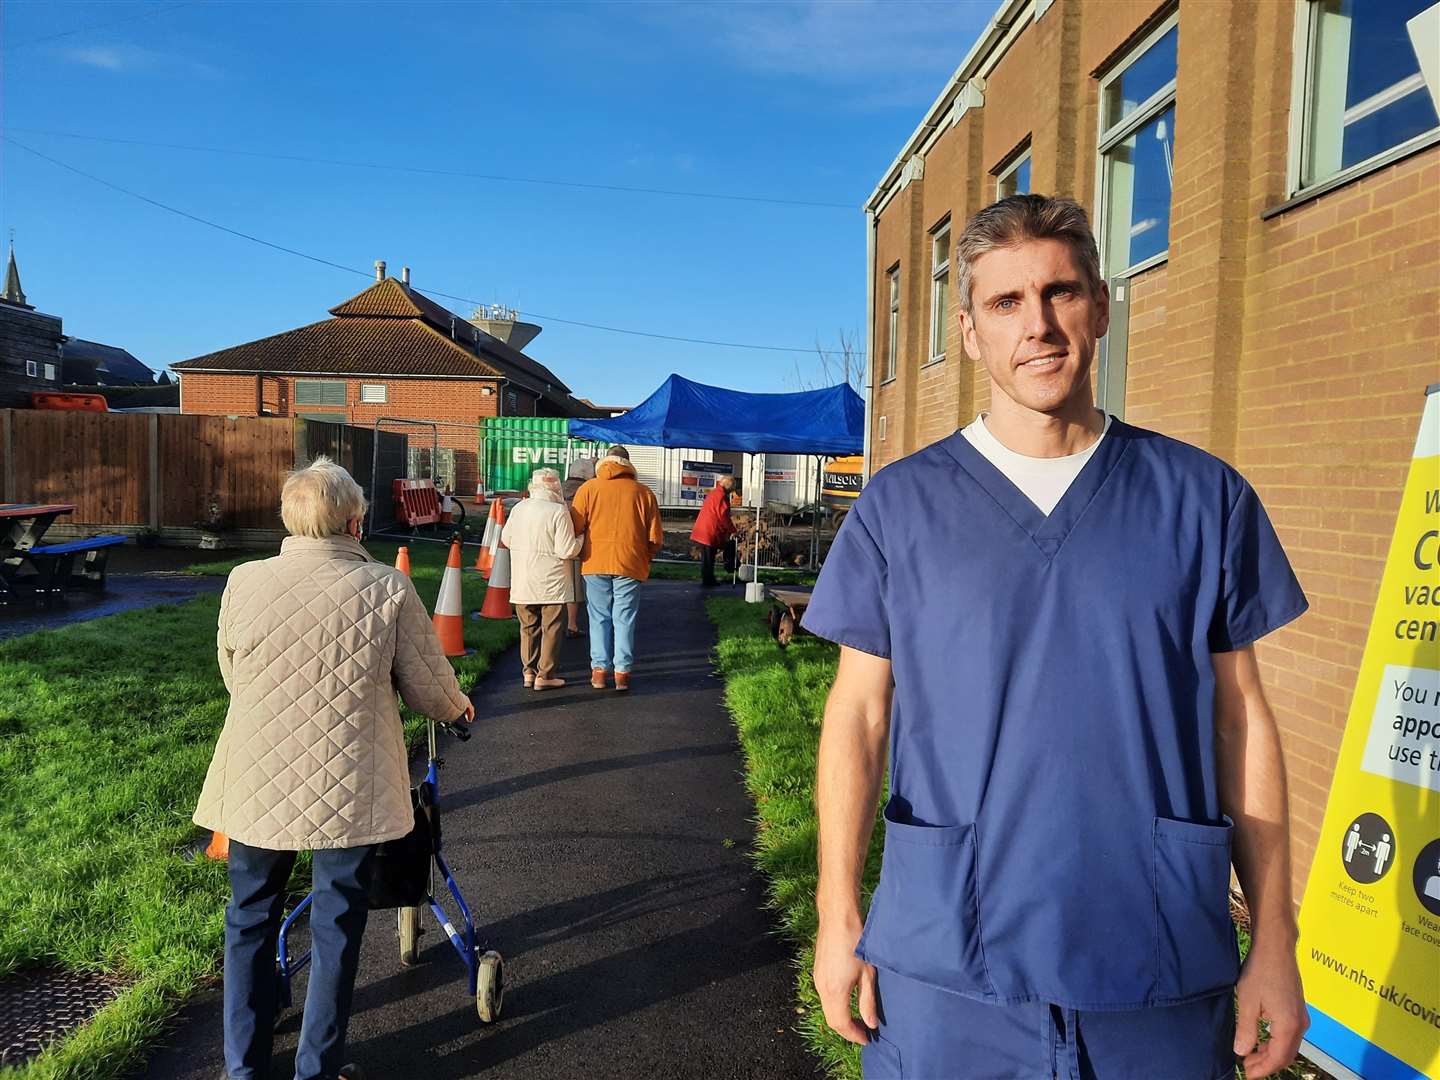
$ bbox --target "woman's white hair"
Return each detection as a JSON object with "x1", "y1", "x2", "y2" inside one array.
[
  {"x1": 280, "y1": 456, "x2": 367, "y2": 538},
  {"x1": 528, "y1": 467, "x2": 563, "y2": 495}
]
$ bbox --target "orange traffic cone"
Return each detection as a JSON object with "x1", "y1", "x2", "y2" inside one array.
[
  {"x1": 433, "y1": 537, "x2": 471, "y2": 656},
  {"x1": 204, "y1": 830, "x2": 230, "y2": 860},
  {"x1": 474, "y1": 497, "x2": 504, "y2": 575},
  {"x1": 479, "y1": 542, "x2": 513, "y2": 619},
  {"x1": 395, "y1": 545, "x2": 412, "y2": 576}
]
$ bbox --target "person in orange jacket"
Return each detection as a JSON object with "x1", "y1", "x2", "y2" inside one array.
[
  {"x1": 689, "y1": 474, "x2": 736, "y2": 588},
  {"x1": 569, "y1": 445, "x2": 663, "y2": 691}
]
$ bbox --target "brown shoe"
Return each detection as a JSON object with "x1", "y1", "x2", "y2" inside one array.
[
  {"x1": 591, "y1": 668, "x2": 608, "y2": 689},
  {"x1": 614, "y1": 672, "x2": 630, "y2": 692},
  {"x1": 522, "y1": 672, "x2": 535, "y2": 688},
  {"x1": 533, "y1": 677, "x2": 566, "y2": 691}
]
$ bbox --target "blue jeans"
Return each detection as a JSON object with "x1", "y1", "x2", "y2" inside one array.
[
  {"x1": 224, "y1": 840, "x2": 375, "y2": 1080},
  {"x1": 584, "y1": 574, "x2": 641, "y2": 673}
]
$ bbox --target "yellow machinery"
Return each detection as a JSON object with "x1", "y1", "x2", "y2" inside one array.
[{"x1": 821, "y1": 455, "x2": 863, "y2": 527}]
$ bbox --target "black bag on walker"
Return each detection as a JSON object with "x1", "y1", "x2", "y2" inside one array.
[{"x1": 367, "y1": 781, "x2": 438, "y2": 909}]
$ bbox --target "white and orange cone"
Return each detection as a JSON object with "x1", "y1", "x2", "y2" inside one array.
[
  {"x1": 479, "y1": 541, "x2": 513, "y2": 619},
  {"x1": 395, "y1": 545, "x2": 412, "y2": 577},
  {"x1": 474, "y1": 497, "x2": 506, "y2": 576},
  {"x1": 433, "y1": 537, "x2": 471, "y2": 656}
]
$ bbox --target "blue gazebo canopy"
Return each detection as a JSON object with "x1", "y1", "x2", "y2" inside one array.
[{"x1": 567, "y1": 374, "x2": 865, "y2": 456}]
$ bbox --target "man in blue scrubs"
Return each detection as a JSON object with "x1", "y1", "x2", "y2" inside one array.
[{"x1": 805, "y1": 195, "x2": 1310, "y2": 1079}]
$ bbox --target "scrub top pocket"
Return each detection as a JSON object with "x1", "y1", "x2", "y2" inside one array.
[
  {"x1": 860, "y1": 1033, "x2": 904, "y2": 1079},
  {"x1": 858, "y1": 801, "x2": 994, "y2": 996},
  {"x1": 1152, "y1": 816, "x2": 1240, "y2": 1001}
]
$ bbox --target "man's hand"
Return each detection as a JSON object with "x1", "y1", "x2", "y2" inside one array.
[
  {"x1": 462, "y1": 699, "x2": 476, "y2": 724},
  {"x1": 814, "y1": 916, "x2": 877, "y2": 1045},
  {"x1": 1233, "y1": 938, "x2": 1309, "y2": 1078}
]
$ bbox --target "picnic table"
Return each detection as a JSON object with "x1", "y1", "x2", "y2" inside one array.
[{"x1": 0, "y1": 503, "x2": 127, "y2": 607}]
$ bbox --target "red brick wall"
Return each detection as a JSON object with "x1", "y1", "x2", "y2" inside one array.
[{"x1": 180, "y1": 373, "x2": 501, "y2": 493}]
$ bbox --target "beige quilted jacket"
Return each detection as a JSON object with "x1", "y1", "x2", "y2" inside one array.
[{"x1": 193, "y1": 535, "x2": 471, "y2": 850}]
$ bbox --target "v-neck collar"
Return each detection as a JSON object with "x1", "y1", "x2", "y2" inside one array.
[{"x1": 940, "y1": 417, "x2": 1135, "y2": 560}]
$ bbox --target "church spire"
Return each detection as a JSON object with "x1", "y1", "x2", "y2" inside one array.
[{"x1": 3, "y1": 236, "x2": 29, "y2": 309}]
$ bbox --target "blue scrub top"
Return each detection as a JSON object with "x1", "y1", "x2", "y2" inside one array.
[{"x1": 802, "y1": 421, "x2": 1307, "y2": 1011}]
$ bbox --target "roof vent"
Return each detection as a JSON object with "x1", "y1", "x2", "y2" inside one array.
[
  {"x1": 374, "y1": 260, "x2": 386, "y2": 282},
  {"x1": 401, "y1": 266, "x2": 411, "y2": 285}
]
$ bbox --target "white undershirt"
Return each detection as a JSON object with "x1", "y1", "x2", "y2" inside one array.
[{"x1": 960, "y1": 412, "x2": 1114, "y2": 516}]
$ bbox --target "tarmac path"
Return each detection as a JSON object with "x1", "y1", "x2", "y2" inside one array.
[{"x1": 138, "y1": 579, "x2": 821, "y2": 1080}]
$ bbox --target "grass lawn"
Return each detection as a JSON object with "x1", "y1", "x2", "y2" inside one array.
[
  {"x1": 704, "y1": 595, "x2": 1331, "y2": 1080},
  {"x1": 0, "y1": 540, "x2": 517, "y2": 1080}
]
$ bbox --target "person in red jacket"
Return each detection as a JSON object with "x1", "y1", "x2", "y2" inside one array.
[{"x1": 690, "y1": 474, "x2": 736, "y2": 588}]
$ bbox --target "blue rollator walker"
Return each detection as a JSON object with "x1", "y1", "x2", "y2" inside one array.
[{"x1": 276, "y1": 716, "x2": 505, "y2": 1022}]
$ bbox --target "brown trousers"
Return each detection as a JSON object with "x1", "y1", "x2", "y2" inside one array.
[{"x1": 515, "y1": 603, "x2": 564, "y2": 679}]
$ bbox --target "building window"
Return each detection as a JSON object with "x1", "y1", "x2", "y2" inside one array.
[
  {"x1": 929, "y1": 221, "x2": 950, "y2": 363},
  {"x1": 25, "y1": 360, "x2": 37, "y2": 378},
  {"x1": 360, "y1": 383, "x2": 388, "y2": 404},
  {"x1": 1296, "y1": 0, "x2": 1440, "y2": 190},
  {"x1": 43, "y1": 363, "x2": 56, "y2": 381},
  {"x1": 997, "y1": 145, "x2": 1032, "y2": 199},
  {"x1": 294, "y1": 379, "x2": 347, "y2": 406},
  {"x1": 886, "y1": 267, "x2": 900, "y2": 382},
  {"x1": 1097, "y1": 15, "x2": 1178, "y2": 278},
  {"x1": 878, "y1": 415, "x2": 888, "y2": 442}
]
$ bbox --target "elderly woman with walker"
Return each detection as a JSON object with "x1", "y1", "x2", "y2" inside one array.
[{"x1": 194, "y1": 457, "x2": 475, "y2": 1080}]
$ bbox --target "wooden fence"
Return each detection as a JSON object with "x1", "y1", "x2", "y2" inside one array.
[{"x1": 0, "y1": 412, "x2": 408, "y2": 544}]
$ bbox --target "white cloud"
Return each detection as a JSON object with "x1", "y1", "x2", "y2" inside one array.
[
  {"x1": 63, "y1": 46, "x2": 128, "y2": 71},
  {"x1": 637, "y1": 0, "x2": 994, "y2": 106},
  {"x1": 59, "y1": 43, "x2": 221, "y2": 79}
]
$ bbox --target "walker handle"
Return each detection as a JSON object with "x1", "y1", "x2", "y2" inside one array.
[{"x1": 439, "y1": 718, "x2": 472, "y2": 742}]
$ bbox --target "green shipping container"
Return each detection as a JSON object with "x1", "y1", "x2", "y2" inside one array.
[{"x1": 481, "y1": 417, "x2": 610, "y2": 492}]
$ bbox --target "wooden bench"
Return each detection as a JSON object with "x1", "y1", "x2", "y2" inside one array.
[{"x1": 24, "y1": 535, "x2": 128, "y2": 601}]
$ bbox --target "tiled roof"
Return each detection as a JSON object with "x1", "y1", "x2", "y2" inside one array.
[
  {"x1": 62, "y1": 337, "x2": 155, "y2": 385},
  {"x1": 328, "y1": 278, "x2": 428, "y2": 319},
  {"x1": 173, "y1": 317, "x2": 506, "y2": 378},
  {"x1": 175, "y1": 278, "x2": 575, "y2": 406}
]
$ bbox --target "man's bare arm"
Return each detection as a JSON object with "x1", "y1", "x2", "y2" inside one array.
[
  {"x1": 813, "y1": 645, "x2": 893, "y2": 1045},
  {"x1": 1214, "y1": 645, "x2": 1309, "y2": 1079}
]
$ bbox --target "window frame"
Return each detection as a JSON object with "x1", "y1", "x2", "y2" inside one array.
[
  {"x1": 43, "y1": 363, "x2": 57, "y2": 381},
  {"x1": 885, "y1": 265, "x2": 900, "y2": 383},
  {"x1": 878, "y1": 414, "x2": 888, "y2": 442},
  {"x1": 927, "y1": 219, "x2": 951, "y2": 366},
  {"x1": 294, "y1": 379, "x2": 347, "y2": 407},
  {"x1": 995, "y1": 140, "x2": 1033, "y2": 199},
  {"x1": 1282, "y1": 0, "x2": 1440, "y2": 202},
  {"x1": 1094, "y1": 10, "x2": 1179, "y2": 281},
  {"x1": 25, "y1": 360, "x2": 37, "y2": 378},
  {"x1": 359, "y1": 382, "x2": 388, "y2": 404}
]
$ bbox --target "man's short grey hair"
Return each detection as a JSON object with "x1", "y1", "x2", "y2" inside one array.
[
  {"x1": 281, "y1": 456, "x2": 367, "y2": 538},
  {"x1": 528, "y1": 467, "x2": 563, "y2": 494},
  {"x1": 604, "y1": 444, "x2": 630, "y2": 461},
  {"x1": 956, "y1": 194, "x2": 1103, "y2": 316}
]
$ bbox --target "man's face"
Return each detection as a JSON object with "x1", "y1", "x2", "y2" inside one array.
[{"x1": 959, "y1": 238, "x2": 1109, "y2": 416}]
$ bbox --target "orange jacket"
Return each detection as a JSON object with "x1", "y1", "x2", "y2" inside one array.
[{"x1": 570, "y1": 458, "x2": 663, "y2": 580}]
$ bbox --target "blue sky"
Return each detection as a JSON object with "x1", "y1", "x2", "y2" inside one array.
[{"x1": 1, "y1": 0, "x2": 994, "y2": 405}]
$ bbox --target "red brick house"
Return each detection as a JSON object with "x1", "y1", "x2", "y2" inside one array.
[{"x1": 173, "y1": 266, "x2": 596, "y2": 493}]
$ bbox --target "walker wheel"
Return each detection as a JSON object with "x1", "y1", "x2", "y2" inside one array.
[
  {"x1": 777, "y1": 610, "x2": 796, "y2": 647},
  {"x1": 398, "y1": 906, "x2": 422, "y2": 966},
  {"x1": 476, "y1": 950, "x2": 504, "y2": 1022}
]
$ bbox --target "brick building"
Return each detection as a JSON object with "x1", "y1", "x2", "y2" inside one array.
[
  {"x1": 863, "y1": 0, "x2": 1438, "y2": 900},
  {"x1": 173, "y1": 265, "x2": 598, "y2": 494}
]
